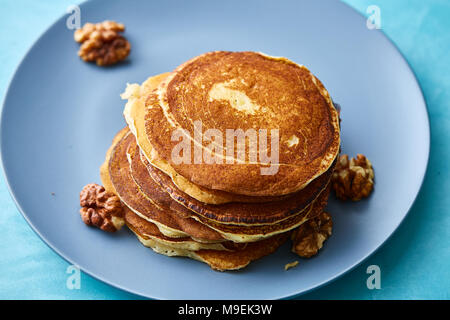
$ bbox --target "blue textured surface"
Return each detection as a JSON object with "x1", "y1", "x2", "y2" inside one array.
[{"x1": 0, "y1": 0, "x2": 448, "y2": 299}]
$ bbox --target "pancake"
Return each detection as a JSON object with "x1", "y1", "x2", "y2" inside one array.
[
  {"x1": 122, "y1": 73, "x2": 293, "y2": 205},
  {"x1": 104, "y1": 128, "x2": 225, "y2": 242},
  {"x1": 144, "y1": 51, "x2": 340, "y2": 196},
  {"x1": 100, "y1": 126, "x2": 129, "y2": 194},
  {"x1": 102, "y1": 130, "x2": 249, "y2": 251},
  {"x1": 124, "y1": 207, "x2": 232, "y2": 251},
  {"x1": 126, "y1": 130, "x2": 331, "y2": 240},
  {"x1": 130, "y1": 134, "x2": 332, "y2": 242},
  {"x1": 125, "y1": 189, "x2": 328, "y2": 270},
  {"x1": 140, "y1": 148, "x2": 334, "y2": 225},
  {"x1": 108, "y1": 127, "x2": 329, "y2": 242},
  {"x1": 125, "y1": 208, "x2": 289, "y2": 271},
  {"x1": 129, "y1": 131, "x2": 333, "y2": 225},
  {"x1": 186, "y1": 186, "x2": 330, "y2": 243}
]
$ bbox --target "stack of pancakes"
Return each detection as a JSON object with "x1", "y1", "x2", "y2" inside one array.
[{"x1": 101, "y1": 51, "x2": 340, "y2": 271}]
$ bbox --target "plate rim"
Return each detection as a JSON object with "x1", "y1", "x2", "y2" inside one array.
[{"x1": 0, "y1": 0, "x2": 431, "y2": 300}]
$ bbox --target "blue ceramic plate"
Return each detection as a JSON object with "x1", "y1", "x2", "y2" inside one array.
[{"x1": 0, "y1": 0, "x2": 429, "y2": 299}]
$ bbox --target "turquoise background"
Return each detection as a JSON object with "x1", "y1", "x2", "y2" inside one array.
[{"x1": 0, "y1": 0, "x2": 448, "y2": 299}]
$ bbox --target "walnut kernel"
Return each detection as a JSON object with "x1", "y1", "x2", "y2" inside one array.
[
  {"x1": 79, "y1": 183, "x2": 124, "y2": 232},
  {"x1": 291, "y1": 212, "x2": 332, "y2": 258},
  {"x1": 74, "y1": 21, "x2": 130, "y2": 66},
  {"x1": 332, "y1": 154, "x2": 374, "y2": 201}
]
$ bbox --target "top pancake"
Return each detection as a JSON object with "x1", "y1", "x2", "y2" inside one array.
[
  {"x1": 145, "y1": 51, "x2": 340, "y2": 196},
  {"x1": 123, "y1": 72, "x2": 293, "y2": 204}
]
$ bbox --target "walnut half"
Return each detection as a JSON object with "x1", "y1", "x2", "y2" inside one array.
[
  {"x1": 79, "y1": 183, "x2": 124, "y2": 232},
  {"x1": 291, "y1": 212, "x2": 333, "y2": 258},
  {"x1": 74, "y1": 21, "x2": 130, "y2": 66},
  {"x1": 332, "y1": 154, "x2": 374, "y2": 201}
]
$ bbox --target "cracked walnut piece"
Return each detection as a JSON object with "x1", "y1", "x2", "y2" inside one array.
[
  {"x1": 74, "y1": 21, "x2": 130, "y2": 66},
  {"x1": 291, "y1": 212, "x2": 332, "y2": 258},
  {"x1": 332, "y1": 154, "x2": 374, "y2": 201},
  {"x1": 79, "y1": 183, "x2": 124, "y2": 232}
]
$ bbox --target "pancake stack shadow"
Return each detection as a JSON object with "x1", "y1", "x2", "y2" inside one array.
[{"x1": 101, "y1": 51, "x2": 340, "y2": 271}]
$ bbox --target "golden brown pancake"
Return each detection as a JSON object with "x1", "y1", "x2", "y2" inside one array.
[
  {"x1": 126, "y1": 131, "x2": 332, "y2": 239},
  {"x1": 130, "y1": 133, "x2": 332, "y2": 242},
  {"x1": 122, "y1": 73, "x2": 295, "y2": 205},
  {"x1": 106, "y1": 128, "x2": 225, "y2": 242},
  {"x1": 124, "y1": 189, "x2": 329, "y2": 270},
  {"x1": 144, "y1": 51, "x2": 340, "y2": 196},
  {"x1": 193, "y1": 233, "x2": 288, "y2": 271},
  {"x1": 107, "y1": 127, "x2": 330, "y2": 242},
  {"x1": 186, "y1": 186, "x2": 330, "y2": 243},
  {"x1": 100, "y1": 127, "x2": 129, "y2": 194},
  {"x1": 101, "y1": 130, "x2": 242, "y2": 252},
  {"x1": 125, "y1": 208, "x2": 290, "y2": 271},
  {"x1": 123, "y1": 207, "x2": 232, "y2": 251},
  {"x1": 140, "y1": 148, "x2": 335, "y2": 225},
  {"x1": 123, "y1": 72, "x2": 335, "y2": 225}
]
